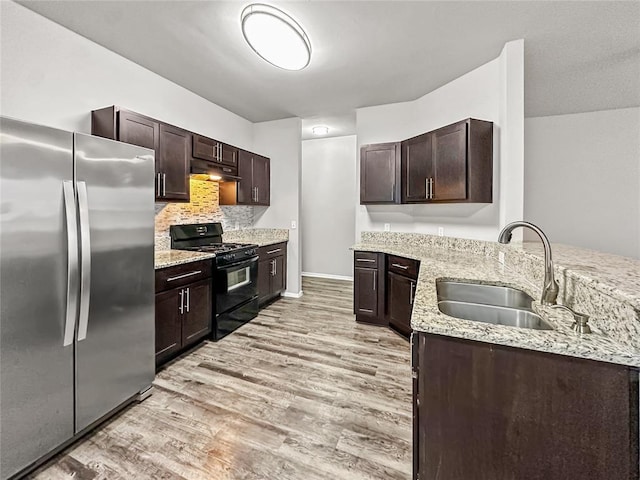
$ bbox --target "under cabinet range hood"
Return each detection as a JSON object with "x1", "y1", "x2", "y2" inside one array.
[{"x1": 191, "y1": 158, "x2": 241, "y2": 181}]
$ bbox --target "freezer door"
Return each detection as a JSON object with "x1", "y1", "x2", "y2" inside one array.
[
  {"x1": 73, "y1": 133, "x2": 155, "y2": 432},
  {"x1": 0, "y1": 117, "x2": 75, "y2": 479}
]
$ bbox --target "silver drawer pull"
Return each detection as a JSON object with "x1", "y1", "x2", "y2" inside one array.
[
  {"x1": 392, "y1": 263, "x2": 409, "y2": 269},
  {"x1": 266, "y1": 248, "x2": 282, "y2": 254},
  {"x1": 356, "y1": 258, "x2": 375, "y2": 263},
  {"x1": 166, "y1": 270, "x2": 202, "y2": 282}
]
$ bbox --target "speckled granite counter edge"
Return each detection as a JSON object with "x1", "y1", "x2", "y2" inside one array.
[{"x1": 154, "y1": 250, "x2": 216, "y2": 269}]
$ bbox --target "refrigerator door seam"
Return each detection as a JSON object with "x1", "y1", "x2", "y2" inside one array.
[
  {"x1": 76, "y1": 181, "x2": 91, "y2": 341},
  {"x1": 62, "y1": 181, "x2": 79, "y2": 346}
]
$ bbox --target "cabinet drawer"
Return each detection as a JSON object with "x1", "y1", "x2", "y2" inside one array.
[
  {"x1": 388, "y1": 255, "x2": 419, "y2": 279},
  {"x1": 258, "y1": 242, "x2": 287, "y2": 260},
  {"x1": 155, "y1": 260, "x2": 212, "y2": 293},
  {"x1": 354, "y1": 251, "x2": 379, "y2": 268}
]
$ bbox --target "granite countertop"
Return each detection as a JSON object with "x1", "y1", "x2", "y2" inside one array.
[
  {"x1": 353, "y1": 241, "x2": 640, "y2": 368},
  {"x1": 155, "y1": 250, "x2": 217, "y2": 269}
]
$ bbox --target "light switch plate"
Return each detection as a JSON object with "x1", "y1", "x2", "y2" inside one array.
[
  {"x1": 291, "y1": 220, "x2": 297, "y2": 229},
  {"x1": 438, "y1": 227, "x2": 444, "y2": 236},
  {"x1": 384, "y1": 223, "x2": 390, "y2": 231}
]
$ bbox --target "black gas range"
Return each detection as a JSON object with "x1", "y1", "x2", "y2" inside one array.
[{"x1": 170, "y1": 223, "x2": 259, "y2": 341}]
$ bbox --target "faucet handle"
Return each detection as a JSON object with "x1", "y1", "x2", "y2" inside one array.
[{"x1": 550, "y1": 304, "x2": 592, "y2": 334}]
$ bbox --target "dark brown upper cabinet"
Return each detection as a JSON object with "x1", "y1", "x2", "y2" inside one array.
[
  {"x1": 91, "y1": 106, "x2": 190, "y2": 202},
  {"x1": 219, "y1": 150, "x2": 270, "y2": 206},
  {"x1": 192, "y1": 134, "x2": 238, "y2": 169},
  {"x1": 360, "y1": 142, "x2": 401, "y2": 204},
  {"x1": 402, "y1": 118, "x2": 493, "y2": 204}
]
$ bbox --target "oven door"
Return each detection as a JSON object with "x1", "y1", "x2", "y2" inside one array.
[{"x1": 215, "y1": 256, "x2": 258, "y2": 314}]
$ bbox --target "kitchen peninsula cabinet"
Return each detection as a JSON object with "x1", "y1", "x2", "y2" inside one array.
[
  {"x1": 387, "y1": 255, "x2": 419, "y2": 337},
  {"x1": 412, "y1": 333, "x2": 640, "y2": 480},
  {"x1": 360, "y1": 142, "x2": 401, "y2": 204},
  {"x1": 220, "y1": 150, "x2": 270, "y2": 206},
  {"x1": 258, "y1": 243, "x2": 287, "y2": 306},
  {"x1": 353, "y1": 251, "x2": 386, "y2": 325},
  {"x1": 91, "y1": 106, "x2": 190, "y2": 202},
  {"x1": 402, "y1": 118, "x2": 493, "y2": 203},
  {"x1": 155, "y1": 260, "x2": 212, "y2": 366}
]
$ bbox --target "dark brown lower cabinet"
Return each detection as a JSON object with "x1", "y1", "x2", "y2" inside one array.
[
  {"x1": 155, "y1": 262, "x2": 212, "y2": 366},
  {"x1": 412, "y1": 333, "x2": 640, "y2": 480},
  {"x1": 353, "y1": 251, "x2": 386, "y2": 326},
  {"x1": 387, "y1": 272, "x2": 415, "y2": 337},
  {"x1": 257, "y1": 242, "x2": 287, "y2": 306}
]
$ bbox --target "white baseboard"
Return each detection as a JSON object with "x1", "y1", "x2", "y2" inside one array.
[
  {"x1": 302, "y1": 272, "x2": 354, "y2": 282},
  {"x1": 282, "y1": 290, "x2": 304, "y2": 299}
]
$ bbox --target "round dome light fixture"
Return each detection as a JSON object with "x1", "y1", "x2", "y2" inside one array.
[
  {"x1": 312, "y1": 125, "x2": 329, "y2": 136},
  {"x1": 241, "y1": 4, "x2": 311, "y2": 71}
]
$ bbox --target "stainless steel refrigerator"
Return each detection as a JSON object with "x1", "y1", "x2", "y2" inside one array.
[{"x1": 0, "y1": 116, "x2": 155, "y2": 479}]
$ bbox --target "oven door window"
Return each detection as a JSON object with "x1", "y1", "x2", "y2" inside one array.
[{"x1": 227, "y1": 266, "x2": 251, "y2": 291}]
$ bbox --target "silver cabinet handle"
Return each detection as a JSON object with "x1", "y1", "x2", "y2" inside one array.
[
  {"x1": 217, "y1": 143, "x2": 222, "y2": 162},
  {"x1": 77, "y1": 181, "x2": 91, "y2": 342},
  {"x1": 425, "y1": 178, "x2": 429, "y2": 199},
  {"x1": 185, "y1": 287, "x2": 190, "y2": 313},
  {"x1": 429, "y1": 178, "x2": 434, "y2": 199},
  {"x1": 179, "y1": 289, "x2": 184, "y2": 314},
  {"x1": 162, "y1": 173, "x2": 166, "y2": 197},
  {"x1": 410, "y1": 281, "x2": 415, "y2": 306},
  {"x1": 373, "y1": 270, "x2": 377, "y2": 291},
  {"x1": 267, "y1": 248, "x2": 282, "y2": 254},
  {"x1": 274, "y1": 258, "x2": 277, "y2": 276},
  {"x1": 356, "y1": 258, "x2": 375, "y2": 263},
  {"x1": 392, "y1": 263, "x2": 409, "y2": 269},
  {"x1": 256, "y1": 186, "x2": 259, "y2": 202},
  {"x1": 62, "y1": 181, "x2": 79, "y2": 347},
  {"x1": 270, "y1": 259, "x2": 275, "y2": 276},
  {"x1": 156, "y1": 172, "x2": 161, "y2": 196},
  {"x1": 166, "y1": 270, "x2": 202, "y2": 282}
]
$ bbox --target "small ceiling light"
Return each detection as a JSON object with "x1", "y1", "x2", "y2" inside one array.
[
  {"x1": 312, "y1": 126, "x2": 329, "y2": 136},
  {"x1": 241, "y1": 4, "x2": 311, "y2": 71},
  {"x1": 209, "y1": 175, "x2": 222, "y2": 181}
]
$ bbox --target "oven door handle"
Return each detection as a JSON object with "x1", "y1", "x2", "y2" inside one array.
[{"x1": 216, "y1": 255, "x2": 259, "y2": 271}]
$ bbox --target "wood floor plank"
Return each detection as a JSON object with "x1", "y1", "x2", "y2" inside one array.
[{"x1": 30, "y1": 278, "x2": 411, "y2": 479}]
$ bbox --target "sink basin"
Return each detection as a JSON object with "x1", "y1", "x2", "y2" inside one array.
[
  {"x1": 438, "y1": 300, "x2": 553, "y2": 331},
  {"x1": 436, "y1": 280, "x2": 534, "y2": 310}
]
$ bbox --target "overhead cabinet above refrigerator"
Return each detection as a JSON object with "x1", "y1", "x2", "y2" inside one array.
[{"x1": 0, "y1": 117, "x2": 156, "y2": 480}]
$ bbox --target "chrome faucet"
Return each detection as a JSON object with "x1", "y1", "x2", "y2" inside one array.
[{"x1": 497, "y1": 221, "x2": 559, "y2": 305}]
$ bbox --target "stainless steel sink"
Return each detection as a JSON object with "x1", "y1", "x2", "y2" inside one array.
[
  {"x1": 436, "y1": 280, "x2": 534, "y2": 310},
  {"x1": 438, "y1": 300, "x2": 553, "y2": 331}
]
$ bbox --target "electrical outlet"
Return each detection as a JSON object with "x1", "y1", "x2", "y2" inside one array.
[
  {"x1": 438, "y1": 227, "x2": 444, "y2": 237},
  {"x1": 499, "y1": 251, "x2": 505, "y2": 265},
  {"x1": 384, "y1": 223, "x2": 390, "y2": 231},
  {"x1": 291, "y1": 220, "x2": 297, "y2": 229}
]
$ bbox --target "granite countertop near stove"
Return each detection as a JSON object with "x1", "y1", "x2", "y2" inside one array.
[
  {"x1": 222, "y1": 228, "x2": 289, "y2": 247},
  {"x1": 154, "y1": 249, "x2": 217, "y2": 270},
  {"x1": 353, "y1": 239, "x2": 640, "y2": 368}
]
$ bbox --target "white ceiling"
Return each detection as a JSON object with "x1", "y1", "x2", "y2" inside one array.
[{"x1": 18, "y1": 0, "x2": 640, "y2": 137}]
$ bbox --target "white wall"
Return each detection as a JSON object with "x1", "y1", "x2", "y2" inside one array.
[
  {"x1": 524, "y1": 107, "x2": 640, "y2": 258},
  {"x1": 253, "y1": 118, "x2": 303, "y2": 295},
  {"x1": 355, "y1": 40, "x2": 525, "y2": 242},
  {"x1": 301, "y1": 136, "x2": 357, "y2": 279},
  {"x1": 0, "y1": 1, "x2": 253, "y2": 148}
]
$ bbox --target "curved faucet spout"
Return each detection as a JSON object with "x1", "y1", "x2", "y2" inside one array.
[{"x1": 497, "y1": 221, "x2": 559, "y2": 305}]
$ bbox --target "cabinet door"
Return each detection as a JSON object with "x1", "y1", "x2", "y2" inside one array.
[
  {"x1": 118, "y1": 110, "x2": 158, "y2": 151},
  {"x1": 360, "y1": 143, "x2": 400, "y2": 204},
  {"x1": 387, "y1": 272, "x2": 414, "y2": 337},
  {"x1": 155, "y1": 289, "x2": 183, "y2": 364},
  {"x1": 253, "y1": 155, "x2": 270, "y2": 206},
  {"x1": 354, "y1": 267, "x2": 378, "y2": 317},
  {"x1": 272, "y1": 255, "x2": 286, "y2": 294},
  {"x1": 192, "y1": 134, "x2": 218, "y2": 162},
  {"x1": 181, "y1": 279, "x2": 212, "y2": 346},
  {"x1": 220, "y1": 144, "x2": 238, "y2": 168},
  {"x1": 402, "y1": 133, "x2": 433, "y2": 202},
  {"x1": 158, "y1": 124, "x2": 190, "y2": 202},
  {"x1": 258, "y1": 258, "x2": 272, "y2": 304},
  {"x1": 432, "y1": 121, "x2": 467, "y2": 201},
  {"x1": 237, "y1": 150, "x2": 254, "y2": 205}
]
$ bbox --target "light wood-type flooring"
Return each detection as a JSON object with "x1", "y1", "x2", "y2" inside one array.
[{"x1": 29, "y1": 277, "x2": 412, "y2": 480}]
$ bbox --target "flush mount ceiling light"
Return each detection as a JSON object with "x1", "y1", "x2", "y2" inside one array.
[
  {"x1": 241, "y1": 4, "x2": 311, "y2": 71},
  {"x1": 312, "y1": 125, "x2": 329, "y2": 136}
]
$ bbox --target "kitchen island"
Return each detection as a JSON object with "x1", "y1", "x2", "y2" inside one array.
[{"x1": 354, "y1": 231, "x2": 639, "y2": 480}]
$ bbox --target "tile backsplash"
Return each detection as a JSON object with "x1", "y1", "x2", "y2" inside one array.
[{"x1": 155, "y1": 178, "x2": 253, "y2": 240}]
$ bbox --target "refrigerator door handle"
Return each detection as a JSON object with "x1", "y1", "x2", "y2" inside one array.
[
  {"x1": 62, "y1": 181, "x2": 79, "y2": 347},
  {"x1": 76, "y1": 181, "x2": 91, "y2": 341}
]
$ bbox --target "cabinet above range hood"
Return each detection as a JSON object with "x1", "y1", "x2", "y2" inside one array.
[{"x1": 190, "y1": 158, "x2": 241, "y2": 182}]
